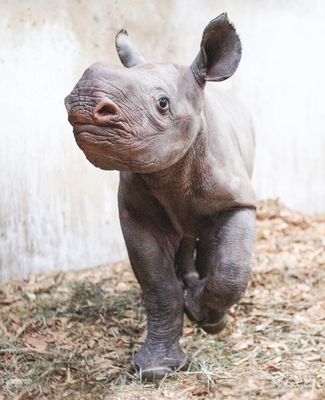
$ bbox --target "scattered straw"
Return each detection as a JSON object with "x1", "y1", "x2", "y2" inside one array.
[{"x1": 0, "y1": 200, "x2": 324, "y2": 399}]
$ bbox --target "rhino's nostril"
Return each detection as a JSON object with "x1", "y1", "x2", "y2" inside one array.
[
  {"x1": 93, "y1": 101, "x2": 120, "y2": 121},
  {"x1": 97, "y1": 104, "x2": 113, "y2": 116}
]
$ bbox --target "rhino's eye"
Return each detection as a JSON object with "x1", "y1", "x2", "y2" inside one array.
[{"x1": 157, "y1": 97, "x2": 169, "y2": 113}]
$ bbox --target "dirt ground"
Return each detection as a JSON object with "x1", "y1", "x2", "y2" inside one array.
[{"x1": 0, "y1": 200, "x2": 324, "y2": 399}]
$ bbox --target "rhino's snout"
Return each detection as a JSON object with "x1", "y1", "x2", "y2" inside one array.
[{"x1": 65, "y1": 94, "x2": 122, "y2": 127}]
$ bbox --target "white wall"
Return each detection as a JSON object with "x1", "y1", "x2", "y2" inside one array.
[{"x1": 1, "y1": 0, "x2": 324, "y2": 282}]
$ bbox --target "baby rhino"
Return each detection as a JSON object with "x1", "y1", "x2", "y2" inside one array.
[{"x1": 65, "y1": 13, "x2": 256, "y2": 381}]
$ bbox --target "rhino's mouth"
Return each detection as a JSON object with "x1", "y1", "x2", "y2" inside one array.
[
  {"x1": 72, "y1": 123, "x2": 138, "y2": 168},
  {"x1": 73, "y1": 123, "x2": 102, "y2": 137}
]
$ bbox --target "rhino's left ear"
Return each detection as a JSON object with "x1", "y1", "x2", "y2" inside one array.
[
  {"x1": 191, "y1": 13, "x2": 242, "y2": 85},
  {"x1": 115, "y1": 30, "x2": 146, "y2": 68}
]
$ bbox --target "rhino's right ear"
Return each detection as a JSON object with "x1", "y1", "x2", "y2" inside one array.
[
  {"x1": 115, "y1": 30, "x2": 146, "y2": 68},
  {"x1": 190, "y1": 13, "x2": 242, "y2": 85}
]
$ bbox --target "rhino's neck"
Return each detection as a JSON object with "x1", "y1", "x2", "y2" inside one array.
[{"x1": 140, "y1": 124, "x2": 208, "y2": 191}]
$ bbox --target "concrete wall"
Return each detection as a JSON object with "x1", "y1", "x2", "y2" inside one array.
[{"x1": 1, "y1": 0, "x2": 324, "y2": 282}]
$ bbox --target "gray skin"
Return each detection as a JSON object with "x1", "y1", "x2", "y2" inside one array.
[{"x1": 65, "y1": 13, "x2": 256, "y2": 381}]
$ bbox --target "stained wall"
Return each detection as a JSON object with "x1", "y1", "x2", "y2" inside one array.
[{"x1": 1, "y1": 0, "x2": 324, "y2": 281}]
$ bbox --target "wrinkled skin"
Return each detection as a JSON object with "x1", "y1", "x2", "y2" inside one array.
[{"x1": 65, "y1": 14, "x2": 256, "y2": 381}]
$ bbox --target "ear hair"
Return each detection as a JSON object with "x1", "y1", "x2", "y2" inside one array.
[
  {"x1": 115, "y1": 30, "x2": 146, "y2": 68},
  {"x1": 191, "y1": 13, "x2": 242, "y2": 85}
]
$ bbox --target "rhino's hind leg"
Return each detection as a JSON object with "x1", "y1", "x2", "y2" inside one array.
[
  {"x1": 176, "y1": 237, "x2": 199, "y2": 288},
  {"x1": 185, "y1": 208, "x2": 256, "y2": 334}
]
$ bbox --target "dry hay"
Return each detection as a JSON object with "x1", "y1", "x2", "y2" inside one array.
[{"x1": 0, "y1": 200, "x2": 324, "y2": 399}]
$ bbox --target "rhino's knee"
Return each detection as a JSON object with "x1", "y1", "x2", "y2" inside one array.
[{"x1": 205, "y1": 262, "x2": 251, "y2": 311}]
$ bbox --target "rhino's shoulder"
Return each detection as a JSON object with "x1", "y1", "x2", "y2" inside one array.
[{"x1": 203, "y1": 84, "x2": 255, "y2": 179}]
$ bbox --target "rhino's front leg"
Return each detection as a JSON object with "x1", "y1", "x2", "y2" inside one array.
[
  {"x1": 118, "y1": 182, "x2": 186, "y2": 380},
  {"x1": 185, "y1": 208, "x2": 256, "y2": 333}
]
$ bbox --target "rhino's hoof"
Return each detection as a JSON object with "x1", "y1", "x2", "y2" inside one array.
[
  {"x1": 137, "y1": 360, "x2": 188, "y2": 381},
  {"x1": 200, "y1": 312, "x2": 229, "y2": 334},
  {"x1": 139, "y1": 367, "x2": 172, "y2": 381},
  {"x1": 183, "y1": 271, "x2": 200, "y2": 288},
  {"x1": 185, "y1": 293, "x2": 229, "y2": 335},
  {"x1": 132, "y1": 341, "x2": 188, "y2": 381}
]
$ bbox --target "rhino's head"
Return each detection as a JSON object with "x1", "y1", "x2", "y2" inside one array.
[{"x1": 65, "y1": 13, "x2": 241, "y2": 173}]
